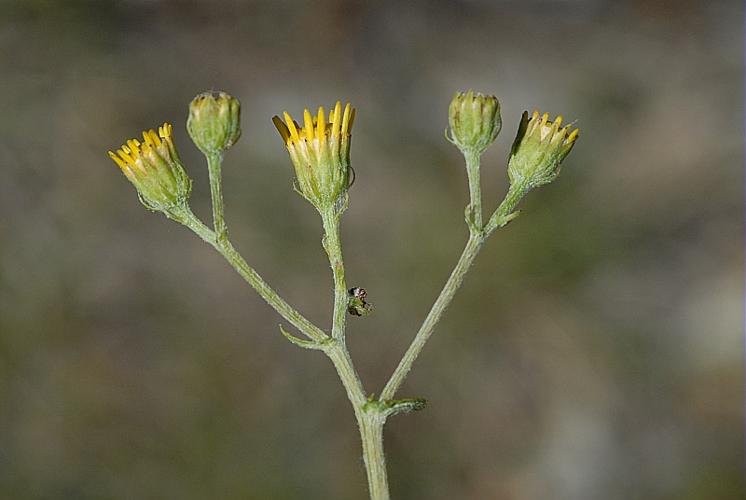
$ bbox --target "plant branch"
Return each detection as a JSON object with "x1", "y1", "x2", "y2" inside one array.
[
  {"x1": 380, "y1": 232, "x2": 483, "y2": 400},
  {"x1": 176, "y1": 207, "x2": 328, "y2": 343},
  {"x1": 484, "y1": 181, "x2": 529, "y2": 237},
  {"x1": 380, "y1": 179, "x2": 530, "y2": 401}
]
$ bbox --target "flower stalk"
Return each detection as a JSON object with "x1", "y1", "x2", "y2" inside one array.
[
  {"x1": 464, "y1": 148, "x2": 484, "y2": 231},
  {"x1": 322, "y1": 208, "x2": 349, "y2": 340},
  {"x1": 206, "y1": 152, "x2": 228, "y2": 243}
]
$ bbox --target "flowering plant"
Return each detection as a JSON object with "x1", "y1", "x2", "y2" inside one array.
[{"x1": 108, "y1": 89, "x2": 578, "y2": 500}]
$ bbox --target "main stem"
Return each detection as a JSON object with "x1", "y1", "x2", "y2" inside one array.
[
  {"x1": 358, "y1": 412, "x2": 389, "y2": 500},
  {"x1": 320, "y1": 206, "x2": 391, "y2": 499}
]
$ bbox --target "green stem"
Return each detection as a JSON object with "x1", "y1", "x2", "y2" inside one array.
[
  {"x1": 380, "y1": 232, "x2": 484, "y2": 400},
  {"x1": 358, "y1": 411, "x2": 389, "y2": 500},
  {"x1": 321, "y1": 209, "x2": 347, "y2": 340},
  {"x1": 380, "y1": 179, "x2": 530, "y2": 401},
  {"x1": 319, "y1": 206, "x2": 391, "y2": 499},
  {"x1": 207, "y1": 152, "x2": 228, "y2": 243},
  {"x1": 324, "y1": 343, "x2": 367, "y2": 407},
  {"x1": 177, "y1": 208, "x2": 327, "y2": 343},
  {"x1": 465, "y1": 149, "x2": 482, "y2": 228},
  {"x1": 484, "y1": 180, "x2": 530, "y2": 237}
]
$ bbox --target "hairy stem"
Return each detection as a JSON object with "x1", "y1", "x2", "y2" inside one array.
[
  {"x1": 181, "y1": 204, "x2": 385, "y2": 495},
  {"x1": 358, "y1": 412, "x2": 389, "y2": 500},
  {"x1": 319, "y1": 206, "x2": 391, "y2": 499},
  {"x1": 464, "y1": 149, "x2": 483, "y2": 228},
  {"x1": 321, "y1": 209, "x2": 348, "y2": 340},
  {"x1": 381, "y1": 179, "x2": 529, "y2": 401},
  {"x1": 380, "y1": 232, "x2": 484, "y2": 400},
  {"x1": 324, "y1": 343, "x2": 367, "y2": 407},
  {"x1": 484, "y1": 180, "x2": 530, "y2": 237},
  {"x1": 176, "y1": 148, "x2": 530, "y2": 500},
  {"x1": 207, "y1": 152, "x2": 228, "y2": 242},
  {"x1": 177, "y1": 208, "x2": 327, "y2": 342}
]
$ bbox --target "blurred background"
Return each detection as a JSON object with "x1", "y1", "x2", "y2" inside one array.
[{"x1": 0, "y1": 0, "x2": 742, "y2": 499}]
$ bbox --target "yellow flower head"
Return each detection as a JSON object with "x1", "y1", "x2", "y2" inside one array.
[
  {"x1": 507, "y1": 110, "x2": 579, "y2": 189},
  {"x1": 272, "y1": 101, "x2": 355, "y2": 212},
  {"x1": 108, "y1": 123, "x2": 192, "y2": 211}
]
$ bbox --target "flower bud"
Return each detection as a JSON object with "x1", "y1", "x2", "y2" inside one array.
[
  {"x1": 272, "y1": 101, "x2": 354, "y2": 213},
  {"x1": 187, "y1": 91, "x2": 241, "y2": 154},
  {"x1": 507, "y1": 110, "x2": 579, "y2": 189},
  {"x1": 448, "y1": 90, "x2": 501, "y2": 153},
  {"x1": 108, "y1": 123, "x2": 192, "y2": 213}
]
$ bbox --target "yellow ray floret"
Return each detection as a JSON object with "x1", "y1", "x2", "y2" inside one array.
[
  {"x1": 108, "y1": 122, "x2": 175, "y2": 173},
  {"x1": 272, "y1": 101, "x2": 355, "y2": 145},
  {"x1": 528, "y1": 111, "x2": 579, "y2": 145}
]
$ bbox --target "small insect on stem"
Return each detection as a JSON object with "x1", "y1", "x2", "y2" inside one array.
[{"x1": 347, "y1": 287, "x2": 373, "y2": 317}]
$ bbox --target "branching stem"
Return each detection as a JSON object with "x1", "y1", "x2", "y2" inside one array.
[{"x1": 173, "y1": 149, "x2": 529, "y2": 500}]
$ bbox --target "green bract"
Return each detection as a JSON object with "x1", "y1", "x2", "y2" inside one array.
[
  {"x1": 187, "y1": 91, "x2": 241, "y2": 155},
  {"x1": 448, "y1": 90, "x2": 501, "y2": 153}
]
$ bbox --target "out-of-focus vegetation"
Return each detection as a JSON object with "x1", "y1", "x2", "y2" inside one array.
[{"x1": 0, "y1": 1, "x2": 742, "y2": 499}]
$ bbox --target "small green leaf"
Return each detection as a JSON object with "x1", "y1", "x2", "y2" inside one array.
[{"x1": 279, "y1": 324, "x2": 332, "y2": 351}]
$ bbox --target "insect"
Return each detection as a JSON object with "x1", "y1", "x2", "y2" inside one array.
[{"x1": 347, "y1": 287, "x2": 373, "y2": 317}]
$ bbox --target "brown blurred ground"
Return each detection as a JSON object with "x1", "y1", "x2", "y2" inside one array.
[{"x1": 0, "y1": 1, "x2": 742, "y2": 499}]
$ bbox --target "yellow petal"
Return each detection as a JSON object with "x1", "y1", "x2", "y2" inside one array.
[
  {"x1": 303, "y1": 109, "x2": 314, "y2": 142},
  {"x1": 118, "y1": 148, "x2": 136, "y2": 164},
  {"x1": 149, "y1": 130, "x2": 162, "y2": 147},
  {"x1": 341, "y1": 103, "x2": 351, "y2": 136},
  {"x1": 159, "y1": 123, "x2": 172, "y2": 139},
  {"x1": 283, "y1": 112, "x2": 301, "y2": 144},
  {"x1": 316, "y1": 107, "x2": 326, "y2": 142},
  {"x1": 108, "y1": 151, "x2": 127, "y2": 169},
  {"x1": 331, "y1": 101, "x2": 342, "y2": 137},
  {"x1": 126, "y1": 139, "x2": 140, "y2": 155}
]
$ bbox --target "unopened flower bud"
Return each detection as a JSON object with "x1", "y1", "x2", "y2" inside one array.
[
  {"x1": 448, "y1": 90, "x2": 501, "y2": 154},
  {"x1": 108, "y1": 123, "x2": 192, "y2": 213},
  {"x1": 272, "y1": 101, "x2": 354, "y2": 213},
  {"x1": 507, "y1": 110, "x2": 579, "y2": 189},
  {"x1": 187, "y1": 91, "x2": 241, "y2": 154}
]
